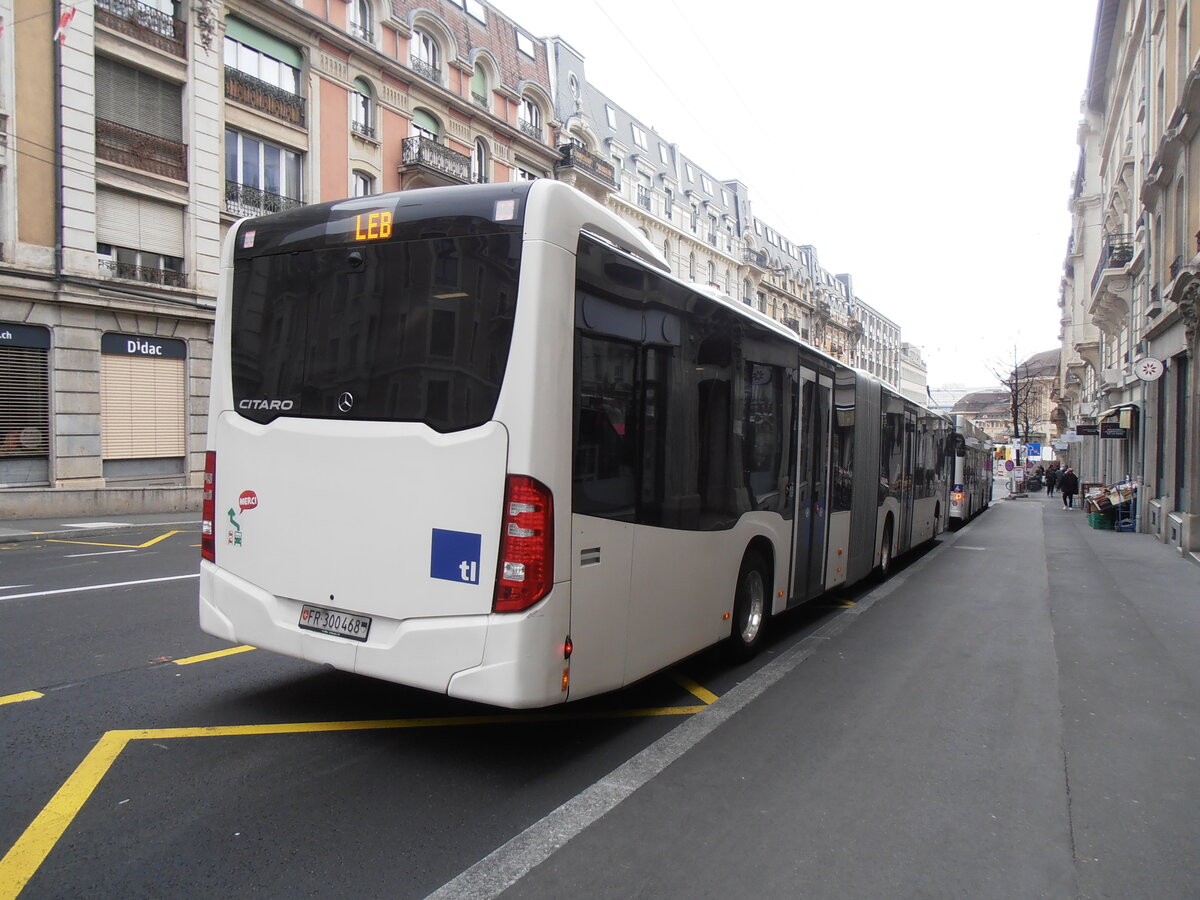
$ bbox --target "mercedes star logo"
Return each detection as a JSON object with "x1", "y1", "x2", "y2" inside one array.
[{"x1": 337, "y1": 392, "x2": 355, "y2": 412}]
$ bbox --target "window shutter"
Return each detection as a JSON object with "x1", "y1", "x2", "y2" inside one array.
[
  {"x1": 101, "y1": 355, "x2": 186, "y2": 459},
  {"x1": 97, "y1": 190, "x2": 184, "y2": 258}
]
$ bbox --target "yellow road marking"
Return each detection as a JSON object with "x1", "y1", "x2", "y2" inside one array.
[
  {"x1": 0, "y1": 703, "x2": 708, "y2": 898},
  {"x1": 0, "y1": 731, "x2": 131, "y2": 900},
  {"x1": 0, "y1": 692, "x2": 43, "y2": 707},
  {"x1": 668, "y1": 673, "x2": 719, "y2": 705},
  {"x1": 173, "y1": 645, "x2": 256, "y2": 666},
  {"x1": 45, "y1": 530, "x2": 185, "y2": 550}
]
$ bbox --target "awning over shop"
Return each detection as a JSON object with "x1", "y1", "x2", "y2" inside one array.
[{"x1": 1099, "y1": 403, "x2": 1139, "y2": 426}]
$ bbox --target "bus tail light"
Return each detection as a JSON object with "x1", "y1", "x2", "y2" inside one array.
[
  {"x1": 201, "y1": 451, "x2": 216, "y2": 563},
  {"x1": 493, "y1": 475, "x2": 553, "y2": 613}
]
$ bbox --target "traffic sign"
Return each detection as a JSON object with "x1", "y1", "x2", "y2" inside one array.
[{"x1": 1005, "y1": 460, "x2": 1015, "y2": 472}]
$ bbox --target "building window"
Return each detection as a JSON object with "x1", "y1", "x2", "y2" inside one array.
[
  {"x1": 351, "y1": 78, "x2": 374, "y2": 138},
  {"x1": 224, "y1": 128, "x2": 303, "y2": 215},
  {"x1": 605, "y1": 105, "x2": 617, "y2": 128},
  {"x1": 100, "y1": 333, "x2": 187, "y2": 483},
  {"x1": 512, "y1": 164, "x2": 542, "y2": 182},
  {"x1": 516, "y1": 31, "x2": 536, "y2": 57},
  {"x1": 348, "y1": 0, "x2": 372, "y2": 43},
  {"x1": 471, "y1": 64, "x2": 489, "y2": 109},
  {"x1": 410, "y1": 108, "x2": 439, "y2": 141},
  {"x1": 223, "y1": 30, "x2": 300, "y2": 95},
  {"x1": 688, "y1": 252, "x2": 696, "y2": 282},
  {"x1": 353, "y1": 171, "x2": 374, "y2": 197},
  {"x1": 0, "y1": 323, "x2": 51, "y2": 488},
  {"x1": 636, "y1": 174, "x2": 651, "y2": 210},
  {"x1": 664, "y1": 187, "x2": 673, "y2": 220},
  {"x1": 658, "y1": 143, "x2": 669, "y2": 165},
  {"x1": 472, "y1": 138, "x2": 489, "y2": 184},
  {"x1": 518, "y1": 96, "x2": 542, "y2": 140},
  {"x1": 707, "y1": 261, "x2": 715, "y2": 285},
  {"x1": 700, "y1": 174, "x2": 712, "y2": 193},
  {"x1": 663, "y1": 240, "x2": 671, "y2": 274},
  {"x1": 96, "y1": 189, "x2": 186, "y2": 287},
  {"x1": 684, "y1": 163, "x2": 694, "y2": 181},
  {"x1": 631, "y1": 124, "x2": 646, "y2": 148},
  {"x1": 410, "y1": 28, "x2": 441, "y2": 83}
]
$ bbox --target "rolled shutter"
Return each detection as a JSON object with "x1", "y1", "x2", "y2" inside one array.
[
  {"x1": 96, "y1": 189, "x2": 184, "y2": 258},
  {"x1": 101, "y1": 355, "x2": 186, "y2": 459}
]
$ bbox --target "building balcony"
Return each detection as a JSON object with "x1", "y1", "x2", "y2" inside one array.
[
  {"x1": 96, "y1": 119, "x2": 186, "y2": 181},
  {"x1": 225, "y1": 69, "x2": 305, "y2": 128},
  {"x1": 351, "y1": 120, "x2": 376, "y2": 141},
  {"x1": 399, "y1": 135, "x2": 470, "y2": 185},
  {"x1": 1089, "y1": 232, "x2": 1134, "y2": 294},
  {"x1": 99, "y1": 258, "x2": 187, "y2": 288},
  {"x1": 348, "y1": 22, "x2": 373, "y2": 43},
  {"x1": 554, "y1": 144, "x2": 615, "y2": 201},
  {"x1": 518, "y1": 119, "x2": 542, "y2": 141},
  {"x1": 95, "y1": 0, "x2": 185, "y2": 57},
  {"x1": 1088, "y1": 232, "x2": 1134, "y2": 334},
  {"x1": 225, "y1": 181, "x2": 303, "y2": 218},
  {"x1": 742, "y1": 248, "x2": 768, "y2": 269},
  {"x1": 410, "y1": 57, "x2": 442, "y2": 85}
]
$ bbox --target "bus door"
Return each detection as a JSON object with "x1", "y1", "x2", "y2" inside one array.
[{"x1": 790, "y1": 367, "x2": 832, "y2": 603}]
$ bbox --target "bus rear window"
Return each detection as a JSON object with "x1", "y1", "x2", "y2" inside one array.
[{"x1": 230, "y1": 230, "x2": 521, "y2": 431}]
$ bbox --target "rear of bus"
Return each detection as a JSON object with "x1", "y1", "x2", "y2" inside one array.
[{"x1": 199, "y1": 182, "x2": 569, "y2": 708}]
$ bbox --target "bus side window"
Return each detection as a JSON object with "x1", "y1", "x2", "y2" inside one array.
[
  {"x1": 573, "y1": 335, "x2": 638, "y2": 521},
  {"x1": 743, "y1": 362, "x2": 784, "y2": 511}
]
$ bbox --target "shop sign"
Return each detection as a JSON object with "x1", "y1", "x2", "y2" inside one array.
[
  {"x1": 1075, "y1": 424, "x2": 1099, "y2": 436},
  {"x1": 101, "y1": 333, "x2": 187, "y2": 359},
  {"x1": 0, "y1": 322, "x2": 51, "y2": 349},
  {"x1": 1100, "y1": 422, "x2": 1128, "y2": 439}
]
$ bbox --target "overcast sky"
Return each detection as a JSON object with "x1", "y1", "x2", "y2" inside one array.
[{"x1": 494, "y1": 0, "x2": 1099, "y2": 389}]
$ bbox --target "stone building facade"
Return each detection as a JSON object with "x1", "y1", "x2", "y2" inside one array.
[
  {"x1": 1059, "y1": 0, "x2": 1199, "y2": 562},
  {"x1": 2, "y1": 0, "x2": 914, "y2": 516}
]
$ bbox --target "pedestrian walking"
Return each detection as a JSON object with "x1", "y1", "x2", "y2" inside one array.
[
  {"x1": 1059, "y1": 467, "x2": 1079, "y2": 509},
  {"x1": 1045, "y1": 466, "x2": 1059, "y2": 497}
]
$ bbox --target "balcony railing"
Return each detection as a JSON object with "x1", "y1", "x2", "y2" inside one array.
[
  {"x1": 400, "y1": 135, "x2": 470, "y2": 183},
  {"x1": 554, "y1": 144, "x2": 615, "y2": 187},
  {"x1": 1090, "y1": 232, "x2": 1134, "y2": 293},
  {"x1": 225, "y1": 69, "x2": 305, "y2": 127},
  {"x1": 225, "y1": 181, "x2": 303, "y2": 218},
  {"x1": 518, "y1": 118, "x2": 542, "y2": 141},
  {"x1": 472, "y1": 91, "x2": 489, "y2": 109},
  {"x1": 96, "y1": 119, "x2": 186, "y2": 181},
  {"x1": 743, "y1": 248, "x2": 768, "y2": 268},
  {"x1": 99, "y1": 258, "x2": 187, "y2": 288},
  {"x1": 349, "y1": 22, "x2": 373, "y2": 43},
  {"x1": 95, "y1": 0, "x2": 185, "y2": 57},
  {"x1": 636, "y1": 188, "x2": 652, "y2": 210},
  {"x1": 410, "y1": 57, "x2": 442, "y2": 85},
  {"x1": 351, "y1": 120, "x2": 376, "y2": 140}
]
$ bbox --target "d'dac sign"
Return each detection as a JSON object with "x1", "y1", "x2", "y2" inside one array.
[{"x1": 101, "y1": 333, "x2": 187, "y2": 359}]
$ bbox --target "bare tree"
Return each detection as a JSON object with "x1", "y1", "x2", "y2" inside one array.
[{"x1": 988, "y1": 347, "x2": 1040, "y2": 463}]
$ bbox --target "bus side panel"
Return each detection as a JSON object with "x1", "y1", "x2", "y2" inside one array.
[
  {"x1": 825, "y1": 511, "x2": 851, "y2": 588},
  {"x1": 567, "y1": 515, "x2": 634, "y2": 700}
]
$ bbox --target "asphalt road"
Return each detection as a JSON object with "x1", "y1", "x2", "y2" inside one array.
[{"x1": 3, "y1": 498, "x2": 1199, "y2": 899}]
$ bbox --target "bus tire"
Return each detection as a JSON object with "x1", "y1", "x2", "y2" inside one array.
[
  {"x1": 728, "y1": 550, "x2": 769, "y2": 661},
  {"x1": 878, "y1": 519, "x2": 894, "y2": 578}
]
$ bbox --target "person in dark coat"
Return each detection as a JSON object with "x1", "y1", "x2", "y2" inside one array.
[
  {"x1": 1045, "y1": 466, "x2": 1060, "y2": 497},
  {"x1": 1058, "y1": 467, "x2": 1079, "y2": 509}
]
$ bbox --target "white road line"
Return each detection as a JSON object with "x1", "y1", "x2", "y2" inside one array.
[
  {"x1": 60, "y1": 522, "x2": 132, "y2": 529},
  {"x1": 0, "y1": 573, "x2": 199, "y2": 601},
  {"x1": 425, "y1": 535, "x2": 955, "y2": 900},
  {"x1": 63, "y1": 549, "x2": 139, "y2": 558},
  {"x1": 0, "y1": 585, "x2": 32, "y2": 591}
]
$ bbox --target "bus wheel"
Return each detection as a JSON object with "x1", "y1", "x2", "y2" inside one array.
[
  {"x1": 728, "y1": 551, "x2": 769, "y2": 660},
  {"x1": 878, "y1": 520, "x2": 894, "y2": 577}
]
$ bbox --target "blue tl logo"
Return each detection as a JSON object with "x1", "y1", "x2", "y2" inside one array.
[{"x1": 430, "y1": 529, "x2": 482, "y2": 585}]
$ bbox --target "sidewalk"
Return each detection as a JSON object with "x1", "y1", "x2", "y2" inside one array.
[
  {"x1": 0, "y1": 512, "x2": 200, "y2": 544},
  {"x1": 491, "y1": 487, "x2": 1200, "y2": 899}
]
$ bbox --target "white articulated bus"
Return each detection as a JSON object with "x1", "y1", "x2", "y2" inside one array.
[
  {"x1": 948, "y1": 414, "x2": 993, "y2": 528},
  {"x1": 200, "y1": 180, "x2": 949, "y2": 708}
]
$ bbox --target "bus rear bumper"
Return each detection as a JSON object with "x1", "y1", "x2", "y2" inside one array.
[{"x1": 200, "y1": 563, "x2": 571, "y2": 707}]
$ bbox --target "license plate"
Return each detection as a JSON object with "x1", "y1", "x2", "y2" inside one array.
[{"x1": 298, "y1": 604, "x2": 371, "y2": 642}]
